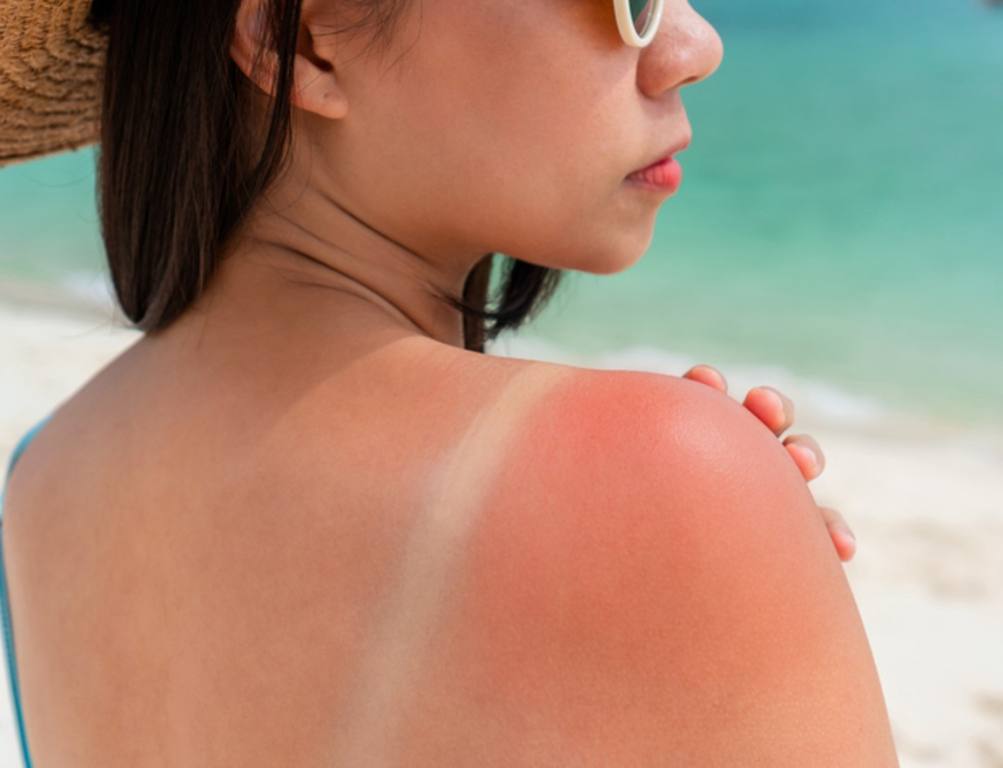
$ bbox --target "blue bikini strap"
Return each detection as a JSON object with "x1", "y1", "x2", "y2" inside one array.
[{"x1": 3, "y1": 415, "x2": 53, "y2": 488}]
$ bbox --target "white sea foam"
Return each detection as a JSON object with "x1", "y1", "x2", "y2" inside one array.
[{"x1": 487, "y1": 332, "x2": 895, "y2": 431}]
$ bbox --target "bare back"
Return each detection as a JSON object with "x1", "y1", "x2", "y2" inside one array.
[
  {"x1": 1, "y1": 327, "x2": 897, "y2": 766},
  {"x1": 1, "y1": 325, "x2": 578, "y2": 767}
]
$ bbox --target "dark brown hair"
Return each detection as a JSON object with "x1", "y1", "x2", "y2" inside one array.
[{"x1": 87, "y1": 0, "x2": 564, "y2": 352}]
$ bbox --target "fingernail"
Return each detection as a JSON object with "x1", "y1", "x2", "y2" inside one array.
[
  {"x1": 838, "y1": 526, "x2": 856, "y2": 544},
  {"x1": 696, "y1": 366, "x2": 723, "y2": 387},
  {"x1": 796, "y1": 444, "x2": 817, "y2": 471},
  {"x1": 763, "y1": 388, "x2": 783, "y2": 414}
]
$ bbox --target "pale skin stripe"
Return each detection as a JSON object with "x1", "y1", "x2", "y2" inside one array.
[{"x1": 328, "y1": 363, "x2": 575, "y2": 766}]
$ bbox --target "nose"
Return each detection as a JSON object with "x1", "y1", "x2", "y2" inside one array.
[{"x1": 637, "y1": 2, "x2": 724, "y2": 97}]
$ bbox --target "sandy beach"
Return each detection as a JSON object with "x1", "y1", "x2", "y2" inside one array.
[{"x1": 1, "y1": 290, "x2": 1001, "y2": 767}]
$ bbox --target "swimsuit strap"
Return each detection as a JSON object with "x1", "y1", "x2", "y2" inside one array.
[
  {"x1": 4, "y1": 415, "x2": 53, "y2": 486},
  {"x1": 1, "y1": 413, "x2": 53, "y2": 768}
]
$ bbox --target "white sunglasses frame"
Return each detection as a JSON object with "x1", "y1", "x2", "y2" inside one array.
[{"x1": 612, "y1": 0, "x2": 665, "y2": 48}]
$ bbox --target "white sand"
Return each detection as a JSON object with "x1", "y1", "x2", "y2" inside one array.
[{"x1": 1, "y1": 292, "x2": 1001, "y2": 767}]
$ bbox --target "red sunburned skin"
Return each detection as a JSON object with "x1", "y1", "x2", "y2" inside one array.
[{"x1": 625, "y1": 156, "x2": 683, "y2": 192}]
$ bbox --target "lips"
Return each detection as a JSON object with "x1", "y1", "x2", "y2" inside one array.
[
  {"x1": 628, "y1": 136, "x2": 692, "y2": 176},
  {"x1": 625, "y1": 156, "x2": 683, "y2": 192}
]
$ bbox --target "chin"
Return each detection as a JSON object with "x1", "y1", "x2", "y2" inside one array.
[
  {"x1": 512, "y1": 229, "x2": 651, "y2": 275},
  {"x1": 585, "y1": 257, "x2": 644, "y2": 276},
  {"x1": 576, "y1": 239, "x2": 653, "y2": 275}
]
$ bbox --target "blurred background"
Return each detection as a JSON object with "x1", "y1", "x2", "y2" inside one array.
[{"x1": 1, "y1": 0, "x2": 1001, "y2": 765}]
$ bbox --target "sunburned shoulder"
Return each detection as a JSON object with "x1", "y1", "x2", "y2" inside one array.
[
  {"x1": 485, "y1": 365, "x2": 787, "y2": 512},
  {"x1": 412, "y1": 367, "x2": 899, "y2": 765}
]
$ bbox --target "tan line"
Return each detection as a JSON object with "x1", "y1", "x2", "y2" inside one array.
[{"x1": 329, "y1": 363, "x2": 573, "y2": 766}]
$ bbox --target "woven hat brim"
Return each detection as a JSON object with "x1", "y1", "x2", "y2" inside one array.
[{"x1": 0, "y1": 0, "x2": 108, "y2": 169}]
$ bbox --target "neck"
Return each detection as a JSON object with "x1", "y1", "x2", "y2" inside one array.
[{"x1": 202, "y1": 149, "x2": 485, "y2": 350}]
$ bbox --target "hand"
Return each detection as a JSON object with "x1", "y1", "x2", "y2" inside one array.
[{"x1": 682, "y1": 364, "x2": 857, "y2": 563}]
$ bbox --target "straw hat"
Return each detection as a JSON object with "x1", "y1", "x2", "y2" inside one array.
[{"x1": 0, "y1": 0, "x2": 108, "y2": 168}]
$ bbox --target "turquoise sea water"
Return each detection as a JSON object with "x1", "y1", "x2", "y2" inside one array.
[
  {"x1": 1, "y1": 0, "x2": 1001, "y2": 432},
  {"x1": 516, "y1": 0, "x2": 1003, "y2": 432}
]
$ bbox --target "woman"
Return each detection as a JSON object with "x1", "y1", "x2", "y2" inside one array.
[{"x1": 0, "y1": 0, "x2": 897, "y2": 765}]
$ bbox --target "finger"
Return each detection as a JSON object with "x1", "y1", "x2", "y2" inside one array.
[
  {"x1": 783, "y1": 434, "x2": 826, "y2": 479},
  {"x1": 742, "y1": 386, "x2": 794, "y2": 436},
  {"x1": 785, "y1": 442, "x2": 818, "y2": 480},
  {"x1": 818, "y1": 505, "x2": 856, "y2": 561},
  {"x1": 828, "y1": 527, "x2": 856, "y2": 562},
  {"x1": 683, "y1": 365, "x2": 727, "y2": 393},
  {"x1": 818, "y1": 505, "x2": 852, "y2": 536}
]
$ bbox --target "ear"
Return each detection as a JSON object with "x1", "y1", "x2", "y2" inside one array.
[{"x1": 230, "y1": 0, "x2": 349, "y2": 120}]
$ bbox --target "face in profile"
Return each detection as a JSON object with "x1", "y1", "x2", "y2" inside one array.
[{"x1": 232, "y1": 0, "x2": 724, "y2": 281}]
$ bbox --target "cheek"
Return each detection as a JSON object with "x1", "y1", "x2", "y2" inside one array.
[
  {"x1": 440, "y1": 88, "x2": 651, "y2": 276},
  {"x1": 356, "y1": 1, "x2": 651, "y2": 269}
]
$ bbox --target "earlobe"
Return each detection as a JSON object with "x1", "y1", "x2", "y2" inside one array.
[
  {"x1": 230, "y1": 0, "x2": 348, "y2": 120},
  {"x1": 289, "y1": 52, "x2": 349, "y2": 120}
]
